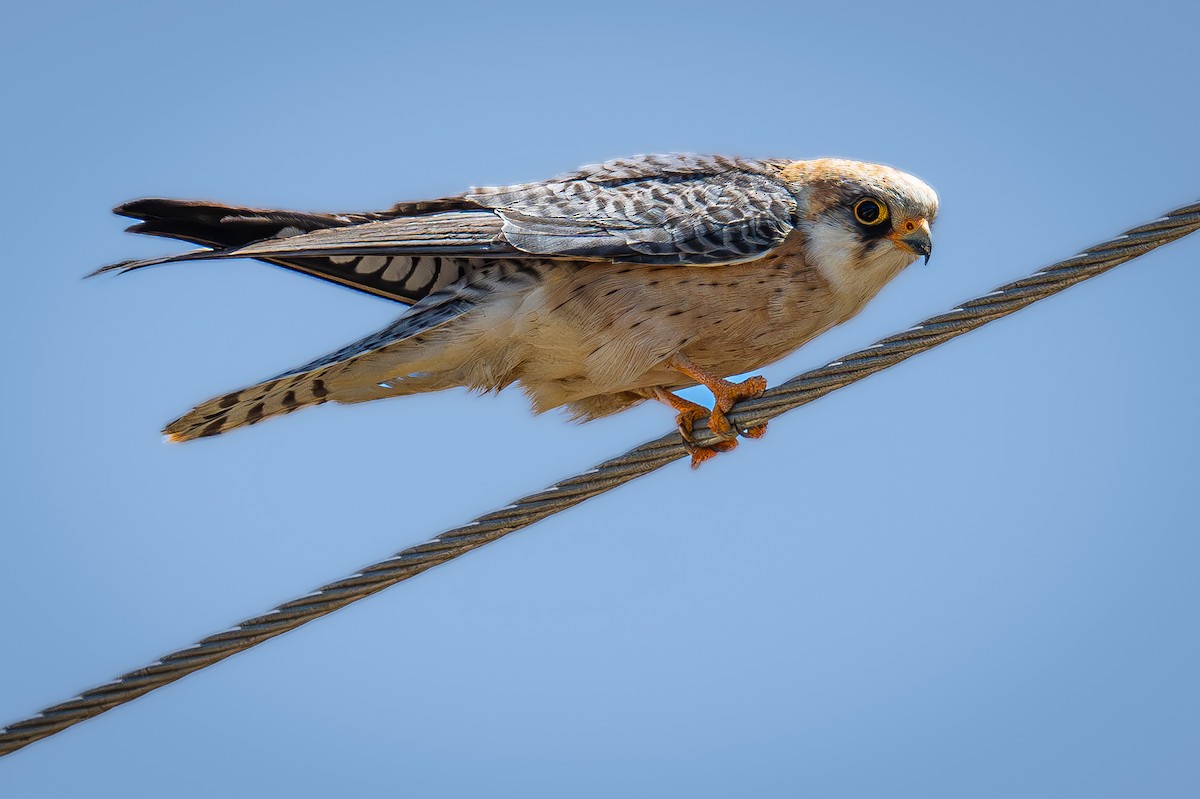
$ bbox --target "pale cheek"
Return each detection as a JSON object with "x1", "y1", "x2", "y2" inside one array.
[
  {"x1": 806, "y1": 226, "x2": 917, "y2": 300},
  {"x1": 805, "y1": 225, "x2": 862, "y2": 292}
]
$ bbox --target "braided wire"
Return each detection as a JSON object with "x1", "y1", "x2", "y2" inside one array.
[{"x1": 3, "y1": 199, "x2": 1198, "y2": 757}]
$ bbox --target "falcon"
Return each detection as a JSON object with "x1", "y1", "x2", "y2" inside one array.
[{"x1": 96, "y1": 154, "x2": 938, "y2": 466}]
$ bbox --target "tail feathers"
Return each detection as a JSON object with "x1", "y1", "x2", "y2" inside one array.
[
  {"x1": 163, "y1": 266, "x2": 493, "y2": 442},
  {"x1": 163, "y1": 367, "x2": 337, "y2": 442}
]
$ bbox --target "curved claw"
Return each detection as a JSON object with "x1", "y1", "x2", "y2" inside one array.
[
  {"x1": 686, "y1": 438, "x2": 738, "y2": 468},
  {"x1": 740, "y1": 423, "x2": 768, "y2": 439}
]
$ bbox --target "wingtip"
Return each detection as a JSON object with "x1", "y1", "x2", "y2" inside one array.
[
  {"x1": 85, "y1": 260, "x2": 135, "y2": 279},
  {"x1": 113, "y1": 199, "x2": 151, "y2": 219},
  {"x1": 114, "y1": 198, "x2": 178, "y2": 220}
]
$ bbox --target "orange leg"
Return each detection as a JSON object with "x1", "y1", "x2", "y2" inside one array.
[{"x1": 646, "y1": 354, "x2": 769, "y2": 468}]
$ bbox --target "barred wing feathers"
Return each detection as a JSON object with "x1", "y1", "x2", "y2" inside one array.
[
  {"x1": 467, "y1": 153, "x2": 798, "y2": 265},
  {"x1": 205, "y1": 155, "x2": 799, "y2": 266}
]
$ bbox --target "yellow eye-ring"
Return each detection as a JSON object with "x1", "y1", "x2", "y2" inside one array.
[{"x1": 853, "y1": 198, "x2": 889, "y2": 226}]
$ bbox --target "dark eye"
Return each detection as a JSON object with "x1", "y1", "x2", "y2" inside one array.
[{"x1": 853, "y1": 198, "x2": 889, "y2": 226}]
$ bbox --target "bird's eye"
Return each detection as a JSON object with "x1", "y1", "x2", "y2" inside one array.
[{"x1": 853, "y1": 198, "x2": 889, "y2": 226}]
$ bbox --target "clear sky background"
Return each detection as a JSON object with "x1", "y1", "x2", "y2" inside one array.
[{"x1": 3, "y1": 1, "x2": 1198, "y2": 795}]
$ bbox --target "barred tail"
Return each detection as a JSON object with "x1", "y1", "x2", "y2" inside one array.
[{"x1": 163, "y1": 367, "x2": 339, "y2": 442}]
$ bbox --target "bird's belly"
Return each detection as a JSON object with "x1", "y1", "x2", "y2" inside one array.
[{"x1": 516, "y1": 259, "x2": 838, "y2": 403}]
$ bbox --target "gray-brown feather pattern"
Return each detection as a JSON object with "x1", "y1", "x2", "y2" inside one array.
[{"x1": 467, "y1": 153, "x2": 798, "y2": 264}]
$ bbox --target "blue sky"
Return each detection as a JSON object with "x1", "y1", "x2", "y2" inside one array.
[{"x1": 3, "y1": 1, "x2": 1198, "y2": 795}]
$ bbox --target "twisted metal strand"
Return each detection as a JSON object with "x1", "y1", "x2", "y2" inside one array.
[{"x1": 3, "y1": 200, "x2": 1198, "y2": 757}]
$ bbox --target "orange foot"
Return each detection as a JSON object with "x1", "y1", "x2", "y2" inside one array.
[
  {"x1": 651, "y1": 387, "x2": 740, "y2": 468},
  {"x1": 649, "y1": 354, "x2": 770, "y2": 468}
]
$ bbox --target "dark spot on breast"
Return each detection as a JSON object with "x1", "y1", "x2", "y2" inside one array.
[
  {"x1": 667, "y1": 310, "x2": 684, "y2": 317},
  {"x1": 281, "y1": 391, "x2": 297, "y2": 408},
  {"x1": 201, "y1": 419, "x2": 225, "y2": 438},
  {"x1": 604, "y1": 287, "x2": 621, "y2": 297},
  {"x1": 218, "y1": 393, "x2": 240, "y2": 409},
  {"x1": 311, "y1": 379, "x2": 329, "y2": 399}
]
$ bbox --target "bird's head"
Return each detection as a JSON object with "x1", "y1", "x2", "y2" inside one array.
[{"x1": 781, "y1": 159, "x2": 938, "y2": 301}]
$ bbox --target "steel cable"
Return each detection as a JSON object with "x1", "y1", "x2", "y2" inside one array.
[{"x1": 3, "y1": 199, "x2": 1198, "y2": 756}]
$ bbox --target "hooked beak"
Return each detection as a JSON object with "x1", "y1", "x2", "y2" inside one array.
[{"x1": 890, "y1": 218, "x2": 933, "y2": 264}]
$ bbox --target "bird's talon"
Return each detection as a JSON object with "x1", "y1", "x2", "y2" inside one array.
[{"x1": 688, "y1": 438, "x2": 738, "y2": 468}]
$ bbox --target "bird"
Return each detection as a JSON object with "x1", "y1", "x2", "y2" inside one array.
[{"x1": 95, "y1": 153, "x2": 938, "y2": 466}]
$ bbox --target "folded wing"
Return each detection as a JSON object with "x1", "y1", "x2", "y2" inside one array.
[
  {"x1": 98, "y1": 153, "x2": 800, "y2": 294},
  {"x1": 468, "y1": 153, "x2": 798, "y2": 264}
]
